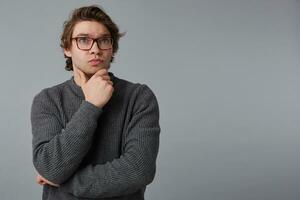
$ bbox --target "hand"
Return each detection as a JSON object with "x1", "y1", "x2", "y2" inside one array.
[
  {"x1": 74, "y1": 67, "x2": 114, "y2": 108},
  {"x1": 36, "y1": 174, "x2": 59, "y2": 187}
]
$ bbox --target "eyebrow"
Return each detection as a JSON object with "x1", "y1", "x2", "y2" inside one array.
[{"x1": 74, "y1": 33, "x2": 111, "y2": 38}]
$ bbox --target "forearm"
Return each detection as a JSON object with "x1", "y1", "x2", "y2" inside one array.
[
  {"x1": 32, "y1": 100, "x2": 102, "y2": 184},
  {"x1": 60, "y1": 131, "x2": 159, "y2": 198}
]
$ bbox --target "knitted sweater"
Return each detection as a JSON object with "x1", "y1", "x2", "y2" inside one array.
[{"x1": 30, "y1": 73, "x2": 160, "y2": 200}]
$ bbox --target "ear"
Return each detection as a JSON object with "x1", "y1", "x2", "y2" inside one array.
[{"x1": 64, "y1": 48, "x2": 72, "y2": 57}]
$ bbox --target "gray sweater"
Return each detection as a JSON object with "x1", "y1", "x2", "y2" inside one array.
[{"x1": 31, "y1": 73, "x2": 160, "y2": 200}]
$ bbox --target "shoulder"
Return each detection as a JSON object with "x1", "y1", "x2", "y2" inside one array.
[
  {"x1": 32, "y1": 79, "x2": 70, "y2": 108},
  {"x1": 113, "y1": 75, "x2": 159, "y2": 117},
  {"x1": 113, "y1": 74, "x2": 158, "y2": 103}
]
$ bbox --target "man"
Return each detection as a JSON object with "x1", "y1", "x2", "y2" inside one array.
[{"x1": 31, "y1": 5, "x2": 160, "y2": 199}]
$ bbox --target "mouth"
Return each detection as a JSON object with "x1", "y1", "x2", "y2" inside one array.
[{"x1": 89, "y1": 59, "x2": 104, "y2": 66}]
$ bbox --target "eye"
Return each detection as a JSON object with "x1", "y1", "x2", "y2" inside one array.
[
  {"x1": 101, "y1": 38, "x2": 111, "y2": 44},
  {"x1": 77, "y1": 37, "x2": 91, "y2": 45}
]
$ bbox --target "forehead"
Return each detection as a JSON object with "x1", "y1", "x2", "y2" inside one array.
[{"x1": 72, "y1": 21, "x2": 110, "y2": 37}]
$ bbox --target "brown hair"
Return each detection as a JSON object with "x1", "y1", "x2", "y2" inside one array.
[{"x1": 60, "y1": 5, "x2": 123, "y2": 71}]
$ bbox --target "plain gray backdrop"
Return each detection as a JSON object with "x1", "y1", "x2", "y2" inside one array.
[{"x1": 1, "y1": 0, "x2": 300, "y2": 199}]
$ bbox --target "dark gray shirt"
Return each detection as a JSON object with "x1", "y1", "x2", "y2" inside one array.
[{"x1": 31, "y1": 73, "x2": 160, "y2": 199}]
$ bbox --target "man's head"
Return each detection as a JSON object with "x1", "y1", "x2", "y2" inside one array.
[{"x1": 61, "y1": 5, "x2": 123, "y2": 74}]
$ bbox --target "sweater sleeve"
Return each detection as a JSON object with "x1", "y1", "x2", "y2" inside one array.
[
  {"x1": 31, "y1": 90, "x2": 103, "y2": 184},
  {"x1": 60, "y1": 85, "x2": 160, "y2": 198}
]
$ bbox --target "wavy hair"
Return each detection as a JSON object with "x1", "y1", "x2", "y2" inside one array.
[{"x1": 60, "y1": 5, "x2": 124, "y2": 71}]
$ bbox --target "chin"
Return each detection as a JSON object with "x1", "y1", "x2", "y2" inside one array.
[{"x1": 93, "y1": 64, "x2": 110, "y2": 70}]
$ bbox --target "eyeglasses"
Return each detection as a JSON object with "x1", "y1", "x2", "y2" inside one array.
[{"x1": 72, "y1": 37, "x2": 113, "y2": 50}]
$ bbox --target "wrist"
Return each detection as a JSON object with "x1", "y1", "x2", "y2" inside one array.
[{"x1": 85, "y1": 99, "x2": 103, "y2": 108}]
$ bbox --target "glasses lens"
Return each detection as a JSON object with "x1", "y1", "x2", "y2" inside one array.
[
  {"x1": 77, "y1": 37, "x2": 93, "y2": 50},
  {"x1": 98, "y1": 38, "x2": 113, "y2": 50}
]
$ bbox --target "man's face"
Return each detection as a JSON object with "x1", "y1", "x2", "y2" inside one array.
[{"x1": 64, "y1": 21, "x2": 113, "y2": 77}]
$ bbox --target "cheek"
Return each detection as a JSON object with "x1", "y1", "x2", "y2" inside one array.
[
  {"x1": 72, "y1": 54, "x2": 88, "y2": 67},
  {"x1": 73, "y1": 51, "x2": 88, "y2": 61},
  {"x1": 101, "y1": 53, "x2": 112, "y2": 65},
  {"x1": 104, "y1": 50, "x2": 113, "y2": 58}
]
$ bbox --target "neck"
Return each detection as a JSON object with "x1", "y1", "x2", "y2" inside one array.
[
  {"x1": 73, "y1": 74, "x2": 82, "y2": 87},
  {"x1": 73, "y1": 70, "x2": 92, "y2": 87}
]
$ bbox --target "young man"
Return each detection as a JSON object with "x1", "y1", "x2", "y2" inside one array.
[{"x1": 31, "y1": 5, "x2": 160, "y2": 199}]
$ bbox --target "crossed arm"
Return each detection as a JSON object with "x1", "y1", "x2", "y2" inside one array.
[{"x1": 31, "y1": 85, "x2": 160, "y2": 198}]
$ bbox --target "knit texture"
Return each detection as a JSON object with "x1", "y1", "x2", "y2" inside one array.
[{"x1": 31, "y1": 73, "x2": 160, "y2": 200}]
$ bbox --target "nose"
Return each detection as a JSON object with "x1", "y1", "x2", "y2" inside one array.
[{"x1": 89, "y1": 40, "x2": 101, "y2": 54}]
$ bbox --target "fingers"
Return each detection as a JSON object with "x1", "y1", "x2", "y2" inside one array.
[
  {"x1": 101, "y1": 75, "x2": 112, "y2": 83},
  {"x1": 36, "y1": 174, "x2": 59, "y2": 187},
  {"x1": 97, "y1": 77, "x2": 113, "y2": 86},
  {"x1": 36, "y1": 175, "x2": 45, "y2": 185},
  {"x1": 100, "y1": 75, "x2": 110, "y2": 80},
  {"x1": 92, "y1": 69, "x2": 109, "y2": 79},
  {"x1": 107, "y1": 80, "x2": 113, "y2": 86},
  {"x1": 90, "y1": 70, "x2": 113, "y2": 85}
]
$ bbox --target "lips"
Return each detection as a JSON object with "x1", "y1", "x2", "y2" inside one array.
[{"x1": 89, "y1": 59, "x2": 103, "y2": 66}]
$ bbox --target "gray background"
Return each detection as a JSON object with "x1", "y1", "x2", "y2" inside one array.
[{"x1": 1, "y1": 0, "x2": 300, "y2": 199}]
